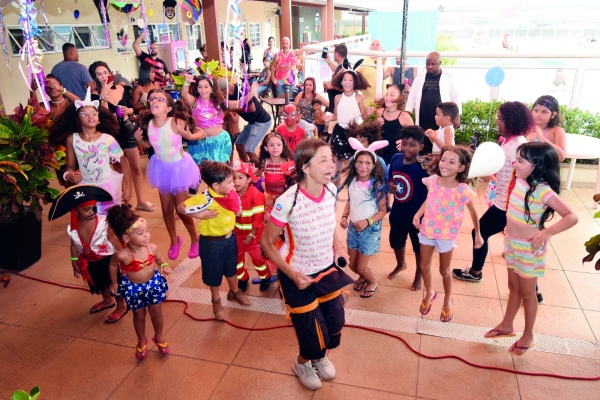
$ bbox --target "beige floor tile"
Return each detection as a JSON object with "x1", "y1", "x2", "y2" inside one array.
[
  {"x1": 421, "y1": 293, "x2": 505, "y2": 328},
  {"x1": 583, "y1": 310, "x2": 600, "y2": 342},
  {"x1": 369, "y1": 252, "x2": 422, "y2": 290},
  {"x1": 40, "y1": 218, "x2": 72, "y2": 247},
  {"x1": 150, "y1": 227, "x2": 193, "y2": 262},
  {"x1": 0, "y1": 275, "x2": 63, "y2": 325},
  {"x1": 345, "y1": 284, "x2": 424, "y2": 318},
  {"x1": 552, "y1": 240, "x2": 600, "y2": 272},
  {"x1": 315, "y1": 383, "x2": 414, "y2": 400},
  {"x1": 565, "y1": 271, "x2": 600, "y2": 312},
  {"x1": 562, "y1": 200, "x2": 598, "y2": 221},
  {"x1": 534, "y1": 268, "x2": 580, "y2": 308},
  {"x1": 429, "y1": 260, "x2": 500, "y2": 299},
  {"x1": 552, "y1": 220, "x2": 600, "y2": 244},
  {"x1": 417, "y1": 336, "x2": 519, "y2": 400},
  {"x1": 20, "y1": 244, "x2": 88, "y2": 288}
]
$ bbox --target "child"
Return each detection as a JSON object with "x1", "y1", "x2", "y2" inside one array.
[
  {"x1": 413, "y1": 146, "x2": 483, "y2": 322},
  {"x1": 52, "y1": 89, "x2": 132, "y2": 215},
  {"x1": 345, "y1": 119, "x2": 387, "y2": 170},
  {"x1": 134, "y1": 89, "x2": 204, "y2": 260},
  {"x1": 261, "y1": 139, "x2": 352, "y2": 390},
  {"x1": 339, "y1": 138, "x2": 388, "y2": 298},
  {"x1": 250, "y1": 57, "x2": 272, "y2": 97},
  {"x1": 107, "y1": 205, "x2": 173, "y2": 359},
  {"x1": 484, "y1": 142, "x2": 577, "y2": 355},
  {"x1": 387, "y1": 126, "x2": 429, "y2": 290},
  {"x1": 424, "y1": 102, "x2": 458, "y2": 153},
  {"x1": 276, "y1": 104, "x2": 306, "y2": 154},
  {"x1": 312, "y1": 99, "x2": 326, "y2": 139},
  {"x1": 376, "y1": 84, "x2": 415, "y2": 166},
  {"x1": 178, "y1": 161, "x2": 251, "y2": 320},
  {"x1": 233, "y1": 161, "x2": 274, "y2": 292},
  {"x1": 259, "y1": 132, "x2": 295, "y2": 223}
]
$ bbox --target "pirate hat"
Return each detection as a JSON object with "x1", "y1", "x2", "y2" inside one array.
[{"x1": 48, "y1": 184, "x2": 113, "y2": 221}]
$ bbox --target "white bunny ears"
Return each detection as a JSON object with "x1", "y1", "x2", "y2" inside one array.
[
  {"x1": 348, "y1": 137, "x2": 389, "y2": 158},
  {"x1": 75, "y1": 87, "x2": 100, "y2": 110}
]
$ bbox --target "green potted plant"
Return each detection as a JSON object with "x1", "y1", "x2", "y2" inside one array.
[
  {"x1": 583, "y1": 193, "x2": 600, "y2": 270},
  {"x1": 0, "y1": 99, "x2": 64, "y2": 271}
]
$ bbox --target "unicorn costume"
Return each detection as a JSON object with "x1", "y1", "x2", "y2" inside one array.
[
  {"x1": 146, "y1": 117, "x2": 200, "y2": 194},
  {"x1": 188, "y1": 97, "x2": 231, "y2": 163}
]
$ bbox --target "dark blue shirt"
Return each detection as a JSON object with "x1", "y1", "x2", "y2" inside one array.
[{"x1": 388, "y1": 153, "x2": 429, "y2": 219}]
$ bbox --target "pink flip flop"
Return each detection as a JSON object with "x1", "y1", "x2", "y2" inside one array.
[
  {"x1": 419, "y1": 292, "x2": 438, "y2": 315},
  {"x1": 152, "y1": 336, "x2": 170, "y2": 355},
  {"x1": 188, "y1": 242, "x2": 199, "y2": 259},
  {"x1": 168, "y1": 236, "x2": 182, "y2": 260}
]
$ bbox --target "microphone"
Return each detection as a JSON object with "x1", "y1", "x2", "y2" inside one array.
[{"x1": 337, "y1": 257, "x2": 347, "y2": 268}]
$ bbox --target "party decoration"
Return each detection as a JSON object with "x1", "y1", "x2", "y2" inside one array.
[
  {"x1": 74, "y1": 9, "x2": 80, "y2": 19},
  {"x1": 0, "y1": 9, "x2": 10, "y2": 70},
  {"x1": 224, "y1": 0, "x2": 247, "y2": 104},
  {"x1": 485, "y1": 66, "x2": 505, "y2": 87},
  {"x1": 111, "y1": 0, "x2": 140, "y2": 14},
  {"x1": 180, "y1": 0, "x2": 200, "y2": 21},
  {"x1": 467, "y1": 142, "x2": 505, "y2": 179},
  {"x1": 163, "y1": 0, "x2": 176, "y2": 19},
  {"x1": 93, "y1": 0, "x2": 110, "y2": 23},
  {"x1": 137, "y1": 19, "x2": 146, "y2": 28},
  {"x1": 138, "y1": 0, "x2": 150, "y2": 51},
  {"x1": 98, "y1": 0, "x2": 111, "y2": 48},
  {"x1": 148, "y1": 8, "x2": 154, "y2": 16}
]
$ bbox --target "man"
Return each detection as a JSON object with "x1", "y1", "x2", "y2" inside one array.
[
  {"x1": 50, "y1": 43, "x2": 94, "y2": 100},
  {"x1": 132, "y1": 30, "x2": 170, "y2": 86},
  {"x1": 385, "y1": 47, "x2": 416, "y2": 95},
  {"x1": 356, "y1": 39, "x2": 392, "y2": 106},
  {"x1": 405, "y1": 51, "x2": 461, "y2": 154},
  {"x1": 199, "y1": 45, "x2": 208, "y2": 61},
  {"x1": 323, "y1": 43, "x2": 347, "y2": 113},
  {"x1": 271, "y1": 37, "x2": 296, "y2": 98}
]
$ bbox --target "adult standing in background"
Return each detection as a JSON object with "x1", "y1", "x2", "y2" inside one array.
[
  {"x1": 271, "y1": 37, "x2": 296, "y2": 98},
  {"x1": 323, "y1": 43, "x2": 347, "y2": 113},
  {"x1": 356, "y1": 39, "x2": 392, "y2": 107},
  {"x1": 241, "y1": 38, "x2": 253, "y2": 73},
  {"x1": 132, "y1": 31, "x2": 170, "y2": 86},
  {"x1": 51, "y1": 43, "x2": 94, "y2": 101},
  {"x1": 263, "y1": 36, "x2": 278, "y2": 64},
  {"x1": 405, "y1": 51, "x2": 461, "y2": 154},
  {"x1": 385, "y1": 47, "x2": 417, "y2": 93}
]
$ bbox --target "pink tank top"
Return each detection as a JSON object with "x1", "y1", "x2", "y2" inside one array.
[
  {"x1": 192, "y1": 98, "x2": 224, "y2": 129},
  {"x1": 148, "y1": 117, "x2": 183, "y2": 162}
]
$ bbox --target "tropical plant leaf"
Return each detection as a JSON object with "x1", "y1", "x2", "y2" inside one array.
[{"x1": 11, "y1": 390, "x2": 30, "y2": 400}]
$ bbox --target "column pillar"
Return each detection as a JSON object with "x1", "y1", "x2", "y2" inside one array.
[
  {"x1": 321, "y1": 6, "x2": 328, "y2": 42},
  {"x1": 203, "y1": 0, "x2": 221, "y2": 63},
  {"x1": 280, "y1": 0, "x2": 292, "y2": 43},
  {"x1": 326, "y1": 0, "x2": 334, "y2": 40}
]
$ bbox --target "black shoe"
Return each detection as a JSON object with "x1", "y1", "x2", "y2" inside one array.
[
  {"x1": 259, "y1": 278, "x2": 272, "y2": 292},
  {"x1": 238, "y1": 279, "x2": 248, "y2": 292},
  {"x1": 452, "y1": 268, "x2": 482, "y2": 282},
  {"x1": 537, "y1": 292, "x2": 544, "y2": 304}
]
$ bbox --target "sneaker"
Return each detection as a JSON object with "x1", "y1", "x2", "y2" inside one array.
[
  {"x1": 292, "y1": 355, "x2": 321, "y2": 389},
  {"x1": 259, "y1": 278, "x2": 272, "y2": 292},
  {"x1": 312, "y1": 356, "x2": 336, "y2": 380},
  {"x1": 238, "y1": 279, "x2": 248, "y2": 292},
  {"x1": 537, "y1": 292, "x2": 544, "y2": 304},
  {"x1": 452, "y1": 268, "x2": 482, "y2": 282}
]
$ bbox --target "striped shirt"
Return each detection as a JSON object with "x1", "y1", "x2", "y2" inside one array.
[{"x1": 507, "y1": 178, "x2": 556, "y2": 228}]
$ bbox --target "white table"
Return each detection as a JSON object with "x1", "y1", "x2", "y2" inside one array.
[{"x1": 564, "y1": 133, "x2": 600, "y2": 209}]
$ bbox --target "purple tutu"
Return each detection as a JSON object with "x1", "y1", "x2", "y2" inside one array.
[{"x1": 147, "y1": 152, "x2": 200, "y2": 195}]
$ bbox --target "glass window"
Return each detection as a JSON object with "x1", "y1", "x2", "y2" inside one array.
[
  {"x1": 248, "y1": 23, "x2": 260, "y2": 47},
  {"x1": 72, "y1": 26, "x2": 92, "y2": 48}
]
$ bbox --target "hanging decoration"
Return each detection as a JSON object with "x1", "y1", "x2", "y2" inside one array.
[
  {"x1": 74, "y1": 9, "x2": 80, "y2": 19},
  {"x1": 93, "y1": 0, "x2": 110, "y2": 23},
  {"x1": 99, "y1": 0, "x2": 111, "y2": 48},
  {"x1": 180, "y1": 0, "x2": 201, "y2": 22},
  {"x1": 163, "y1": 0, "x2": 176, "y2": 19},
  {"x1": 138, "y1": 0, "x2": 150, "y2": 52},
  {"x1": 225, "y1": 0, "x2": 248, "y2": 106},
  {"x1": 0, "y1": 9, "x2": 9, "y2": 70},
  {"x1": 111, "y1": 0, "x2": 139, "y2": 14},
  {"x1": 38, "y1": 0, "x2": 51, "y2": 44},
  {"x1": 18, "y1": 0, "x2": 49, "y2": 109},
  {"x1": 148, "y1": 8, "x2": 154, "y2": 17}
]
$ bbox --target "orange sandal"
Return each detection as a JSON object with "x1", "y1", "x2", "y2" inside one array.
[
  {"x1": 440, "y1": 300, "x2": 454, "y2": 322},
  {"x1": 419, "y1": 292, "x2": 437, "y2": 315},
  {"x1": 135, "y1": 339, "x2": 148, "y2": 360},
  {"x1": 152, "y1": 336, "x2": 170, "y2": 355}
]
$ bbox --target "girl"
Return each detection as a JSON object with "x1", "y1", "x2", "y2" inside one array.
[
  {"x1": 453, "y1": 102, "x2": 533, "y2": 284},
  {"x1": 294, "y1": 77, "x2": 329, "y2": 123},
  {"x1": 90, "y1": 61, "x2": 154, "y2": 213},
  {"x1": 107, "y1": 205, "x2": 173, "y2": 360},
  {"x1": 375, "y1": 84, "x2": 414, "y2": 166},
  {"x1": 330, "y1": 69, "x2": 370, "y2": 181},
  {"x1": 181, "y1": 74, "x2": 232, "y2": 163},
  {"x1": 413, "y1": 146, "x2": 483, "y2": 322},
  {"x1": 258, "y1": 132, "x2": 295, "y2": 222},
  {"x1": 484, "y1": 142, "x2": 577, "y2": 356},
  {"x1": 132, "y1": 64, "x2": 160, "y2": 114},
  {"x1": 339, "y1": 138, "x2": 389, "y2": 298},
  {"x1": 345, "y1": 119, "x2": 387, "y2": 170},
  {"x1": 526, "y1": 95, "x2": 567, "y2": 162},
  {"x1": 261, "y1": 139, "x2": 352, "y2": 390},
  {"x1": 30, "y1": 74, "x2": 80, "y2": 120},
  {"x1": 53, "y1": 90, "x2": 132, "y2": 214},
  {"x1": 134, "y1": 89, "x2": 204, "y2": 260}
]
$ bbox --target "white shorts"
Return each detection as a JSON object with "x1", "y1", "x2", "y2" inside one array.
[{"x1": 418, "y1": 233, "x2": 456, "y2": 254}]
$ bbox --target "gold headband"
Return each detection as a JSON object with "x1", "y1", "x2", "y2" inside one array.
[{"x1": 126, "y1": 217, "x2": 147, "y2": 233}]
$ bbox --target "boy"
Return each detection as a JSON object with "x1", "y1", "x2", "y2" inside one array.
[
  {"x1": 249, "y1": 57, "x2": 272, "y2": 97},
  {"x1": 276, "y1": 104, "x2": 306, "y2": 154},
  {"x1": 178, "y1": 162, "x2": 251, "y2": 320},
  {"x1": 424, "y1": 102, "x2": 459, "y2": 152},
  {"x1": 312, "y1": 99, "x2": 326, "y2": 139},
  {"x1": 233, "y1": 161, "x2": 274, "y2": 292},
  {"x1": 387, "y1": 126, "x2": 429, "y2": 290}
]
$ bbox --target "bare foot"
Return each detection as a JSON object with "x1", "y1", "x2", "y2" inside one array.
[
  {"x1": 388, "y1": 262, "x2": 407, "y2": 279},
  {"x1": 411, "y1": 274, "x2": 422, "y2": 290}
]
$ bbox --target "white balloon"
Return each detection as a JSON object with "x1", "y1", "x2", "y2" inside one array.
[
  {"x1": 137, "y1": 19, "x2": 146, "y2": 29},
  {"x1": 467, "y1": 142, "x2": 505, "y2": 179}
]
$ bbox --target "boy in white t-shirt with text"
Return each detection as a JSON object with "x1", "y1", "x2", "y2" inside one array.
[{"x1": 425, "y1": 102, "x2": 459, "y2": 153}]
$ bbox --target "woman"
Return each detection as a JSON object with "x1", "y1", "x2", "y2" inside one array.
[
  {"x1": 241, "y1": 38, "x2": 253, "y2": 73},
  {"x1": 263, "y1": 36, "x2": 278, "y2": 64},
  {"x1": 294, "y1": 77, "x2": 329, "y2": 123},
  {"x1": 375, "y1": 84, "x2": 414, "y2": 165},
  {"x1": 30, "y1": 74, "x2": 80, "y2": 120},
  {"x1": 90, "y1": 61, "x2": 155, "y2": 212},
  {"x1": 526, "y1": 95, "x2": 567, "y2": 162},
  {"x1": 131, "y1": 64, "x2": 160, "y2": 114}
]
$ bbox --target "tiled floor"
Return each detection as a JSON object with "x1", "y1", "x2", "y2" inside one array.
[{"x1": 1, "y1": 157, "x2": 600, "y2": 399}]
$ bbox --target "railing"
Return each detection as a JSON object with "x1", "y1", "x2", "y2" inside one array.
[{"x1": 301, "y1": 45, "x2": 600, "y2": 113}]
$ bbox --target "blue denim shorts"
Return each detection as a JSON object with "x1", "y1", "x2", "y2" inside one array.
[
  {"x1": 347, "y1": 220, "x2": 382, "y2": 256},
  {"x1": 418, "y1": 233, "x2": 456, "y2": 254},
  {"x1": 235, "y1": 119, "x2": 272, "y2": 152}
]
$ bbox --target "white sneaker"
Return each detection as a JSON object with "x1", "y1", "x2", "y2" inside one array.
[
  {"x1": 312, "y1": 356, "x2": 336, "y2": 380},
  {"x1": 292, "y1": 355, "x2": 321, "y2": 389}
]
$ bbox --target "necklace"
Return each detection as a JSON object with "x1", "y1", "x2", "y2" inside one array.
[{"x1": 50, "y1": 97, "x2": 65, "y2": 105}]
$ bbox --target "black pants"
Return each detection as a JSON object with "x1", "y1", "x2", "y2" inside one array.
[{"x1": 471, "y1": 205, "x2": 507, "y2": 272}]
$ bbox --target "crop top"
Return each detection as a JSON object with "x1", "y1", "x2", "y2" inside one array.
[
  {"x1": 148, "y1": 117, "x2": 183, "y2": 163},
  {"x1": 507, "y1": 178, "x2": 556, "y2": 228},
  {"x1": 192, "y1": 98, "x2": 224, "y2": 129},
  {"x1": 264, "y1": 163, "x2": 288, "y2": 195},
  {"x1": 120, "y1": 246, "x2": 155, "y2": 273}
]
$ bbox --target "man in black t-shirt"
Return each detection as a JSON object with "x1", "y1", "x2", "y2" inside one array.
[{"x1": 133, "y1": 31, "x2": 170, "y2": 86}]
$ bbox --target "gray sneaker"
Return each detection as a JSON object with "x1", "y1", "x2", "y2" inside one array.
[
  {"x1": 312, "y1": 356, "x2": 336, "y2": 380},
  {"x1": 292, "y1": 355, "x2": 321, "y2": 389}
]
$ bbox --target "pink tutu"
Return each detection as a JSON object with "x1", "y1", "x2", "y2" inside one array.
[{"x1": 147, "y1": 152, "x2": 200, "y2": 195}]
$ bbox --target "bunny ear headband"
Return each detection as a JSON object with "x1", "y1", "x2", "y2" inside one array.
[
  {"x1": 348, "y1": 137, "x2": 389, "y2": 158},
  {"x1": 75, "y1": 87, "x2": 100, "y2": 110},
  {"x1": 342, "y1": 58, "x2": 364, "y2": 73}
]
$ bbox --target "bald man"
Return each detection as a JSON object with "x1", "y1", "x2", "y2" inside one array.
[
  {"x1": 271, "y1": 37, "x2": 297, "y2": 98},
  {"x1": 356, "y1": 39, "x2": 392, "y2": 106},
  {"x1": 405, "y1": 51, "x2": 461, "y2": 154}
]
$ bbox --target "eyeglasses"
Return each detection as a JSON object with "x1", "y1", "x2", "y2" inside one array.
[
  {"x1": 148, "y1": 97, "x2": 167, "y2": 103},
  {"x1": 80, "y1": 112, "x2": 99, "y2": 118}
]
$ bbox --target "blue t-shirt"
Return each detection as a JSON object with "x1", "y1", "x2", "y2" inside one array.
[
  {"x1": 50, "y1": 61, "x2": 93, "y2": 100},
  {"x1": 388, "y1": 153, "x2": 429, "y2": 220}
]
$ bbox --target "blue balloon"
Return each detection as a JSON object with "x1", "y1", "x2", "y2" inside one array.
[
  {"x1": 74, "y1": 10, "x2": 80, "y2": 19},
  {"x1": 485, "y1": 66, "x2": 505, "y2": 87}
]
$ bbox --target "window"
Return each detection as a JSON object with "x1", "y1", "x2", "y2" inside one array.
[
  {"x1": 7, "y1": 24, "x2": 110, "y2": 55},
  {"x1": 133, "y1": 24, "x2": 180, "y2": 45},
  {"x1": 186, "y1": 24, "x2": 204, "y2": 51},
  {"x1": 248, "y1": 23, "x2": 260, "y2": 47},
  {"x1": 219, "y1": 23, "x2": 224, "y2": 41}
]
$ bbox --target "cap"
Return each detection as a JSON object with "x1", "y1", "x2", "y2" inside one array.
[{"x1": 232, "y1": 160, "x2": 258, "y2": 182}]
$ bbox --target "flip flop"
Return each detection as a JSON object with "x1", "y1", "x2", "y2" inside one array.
[
  {"x1": 152, "y1": 336, "x2": 170, "y2": 355},
  {"x1": 360, "y1": 285, "x2": 378, "y2": 298},
  {"x1": 168, "y1": 236, "x2": 182, "y2": 260},
  {"x1": 419, "y1": 292, "x2": 438, "y2": 315},
  {"x1": 440, "y1": 300, "x2": 454, "y2": 323},
  {"x1": 89, "y1": 302, "x2": 115, "y2": 314},
  {"x1": 105, "y1": 309, "x2": 129, "y2": 324},
  {"x1": 135, "y1": 338, "x2": 148, "y2": 360},
  {"x1": 136, "y1": 201, "x2": 156, "y2": 212},
  {"x1": 352, "y1": 279, "x2": 367, "y2": 292},
  {"x1": 188, "y1": 242, "x2": 199, "y2": 259},
  {"x1": 508, "y1": 340, "x2": 535, "y2": 356},
  {"x1": 484, "y1": 328, "x2": 517, "y2": 339}
]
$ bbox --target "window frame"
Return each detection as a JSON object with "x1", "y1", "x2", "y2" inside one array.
[{"x1": 248, "y1": 22, "x2": 261, "y2": 47}]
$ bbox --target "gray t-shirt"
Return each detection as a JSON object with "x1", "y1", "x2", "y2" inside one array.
[{"x1": 50, "y1": 61, "x2": 93, "y2": 100}]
